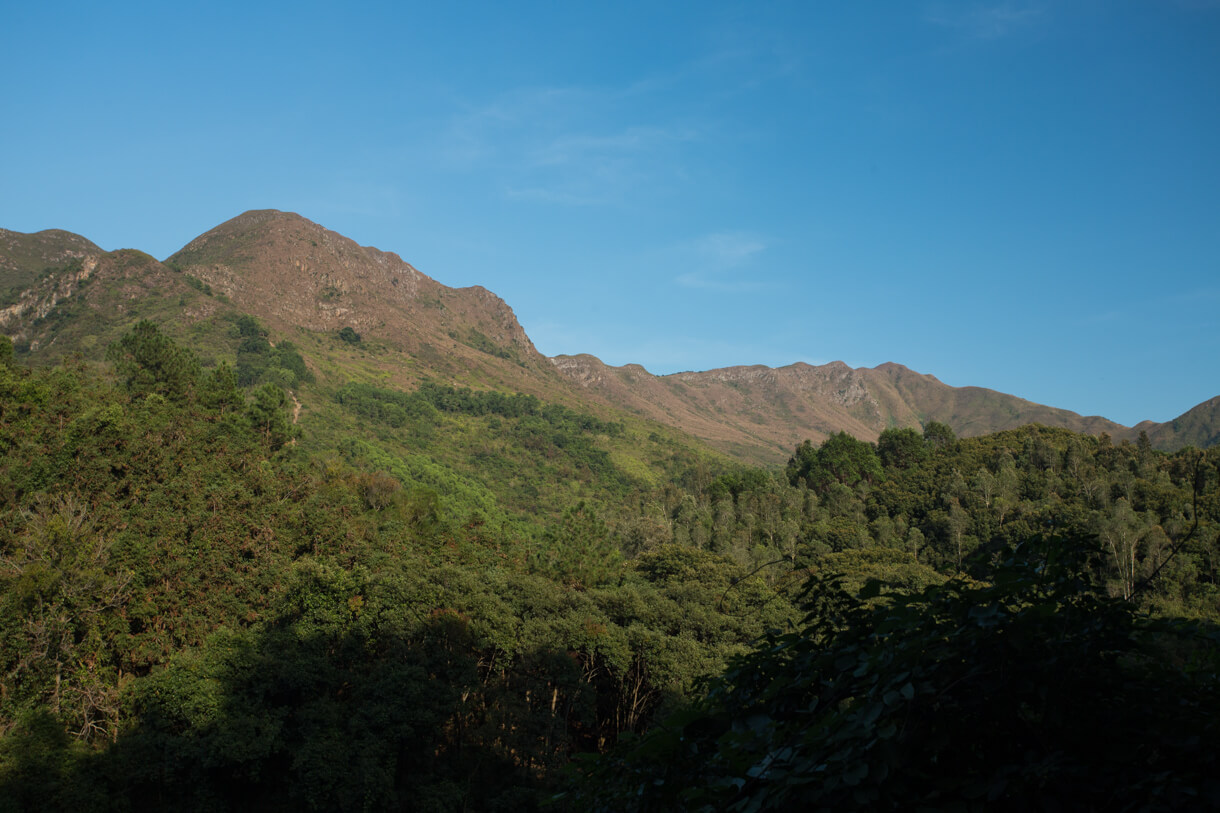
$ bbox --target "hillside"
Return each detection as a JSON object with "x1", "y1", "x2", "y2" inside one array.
[
  {"x1": 0, "y1": 228, "x2": 103, "y2": 310},
  {"x1": 0, "y1": 230, "x2": 230, "y2": 362},
  {"x1": 165, "y1": 210, "x2": 560, "y2": 394},
  {"x1": 2, "y1": 216, "x2": 1219, "y2": 811},
  {"x1": 0, "y1": 214, "x2": 740, "y2": 542},
  {"x1": 1139, "y1": 395, "x2": 1220, "y2": 451},
  {"x1": 3, "y1": 330, "x2": 1217, "y2": 811},
  {"x1": 550, "y1": 353, "x2": 1196, "y2": 462},
  {"x1": 2, "y1": 210, "x2": 1216, "y2": 460}
]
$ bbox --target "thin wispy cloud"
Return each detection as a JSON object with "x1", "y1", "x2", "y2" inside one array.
[
  {"x1": 613, "y1": 21, "x2": 806, "y2": 103},
  {"x1": 693, "y1": 232, "x2": 767, "y2": 268},
  {"x1": 674, "y1": 273, "x2": 769, "y2": 292},
  {"x1": 528, "y1": 126, "x2": 692, "y2": 168},
  {"x1": 674, "y1": 231, "x2": 773, "y2": 292},
  {"x1": 685, "y1": 43, "x2": 803, "y2": 94},
  {"x1": 433, "y1": 29, "x2": 802, "y2": 208},
  {"x1": 440, "y1": 87, "x2": 579, "y2": 168},
  {"x1": 925, "y1": 2, "x2": 1044, "y2": 40},
  {"x1": 437, "y1": 85, "x2": 698, "y2": 206}
]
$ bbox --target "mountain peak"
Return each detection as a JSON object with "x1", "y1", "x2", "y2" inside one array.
[
  {"x1": 0, "y1": 227, "x2": 103, "y2": 272},
  {"x1": 219, "y1": 208, "x2": 316, "y2": 230},
  {"x1": 165, "y1": 211, "x2": 543, "y2": 374}
]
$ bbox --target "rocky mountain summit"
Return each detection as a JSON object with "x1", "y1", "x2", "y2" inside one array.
[{"x1": 167, "y1": 210, "x2": 543, "y2": 367}]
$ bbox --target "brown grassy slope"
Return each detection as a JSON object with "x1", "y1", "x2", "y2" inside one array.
[
  {"x1": 164, "y1": 210, "x2": 578, "y2": 397},
  {"x1": 550, "y1": 356, "x2": 888, "y2": 464},
  {"x1": 548, "y1": 353, "x2": 1213, "y2": 463},
  {"x1": 1140, "y1": 396, "x2": 1220, "y2": 451},
  {"x1": 858, "y1": 362, "x2": 1129, "y2": 437}
]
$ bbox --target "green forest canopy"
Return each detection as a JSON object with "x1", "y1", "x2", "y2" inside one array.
[{"x1": 0, "y1": 325, "x2": 1217, "y2": 811}]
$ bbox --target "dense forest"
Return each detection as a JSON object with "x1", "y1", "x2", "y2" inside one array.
[{"x1": 1, "y1": 324, "x2": 1218, "y2": 811}]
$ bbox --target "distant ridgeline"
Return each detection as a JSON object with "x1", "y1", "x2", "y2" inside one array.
[{"x1": 1, "y1": 323, "x2": 1217, "y2": 810}]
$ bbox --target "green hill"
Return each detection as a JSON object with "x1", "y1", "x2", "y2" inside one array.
[{"x1": 2, "y1": 213, "x2": 1218, "y2": 810}]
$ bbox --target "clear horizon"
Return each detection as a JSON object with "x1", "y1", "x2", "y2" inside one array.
[{"x1": 2, "y1": 1, "x2": 1217, "y2": 426}]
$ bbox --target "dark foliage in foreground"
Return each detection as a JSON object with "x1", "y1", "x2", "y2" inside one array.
[{"x1": 561, "y1": 539, "x2": 1220, "y2": 811}]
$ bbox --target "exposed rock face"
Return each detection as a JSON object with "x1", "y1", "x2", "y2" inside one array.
[
  {"x1": 0, "y1": 256, "x2": 99, "y2": 329},
  {"x1": 0, "y1": 228, "x2": 105, "y2": 331}
]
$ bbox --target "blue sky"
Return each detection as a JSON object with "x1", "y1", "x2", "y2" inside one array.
[{"x1": 2, "y1": 1, "x2": 1217, "y2": 426}]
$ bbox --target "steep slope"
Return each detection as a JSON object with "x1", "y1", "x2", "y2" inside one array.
[
  {"x1": 0, "y1": 230, "x2": 231, "y2": 361},
  {"x1": 0, "y1": 215, "x2": 733, "y2": 509},
  {"x1": 0, "y1": 217, "x2": 733, "y2": 533},
  {"x1": 1, "y1": 228, "x2": 103, "y2": 298},
  {"x1": 1140, "y1": 396, "x2": 1220, "y2": 451},
  {"x1": 1, "y1": 228, "x2": 105, "y2": 332},
  {"x1": 165, "y1": 210, "x2": 556, "y2": 392}
]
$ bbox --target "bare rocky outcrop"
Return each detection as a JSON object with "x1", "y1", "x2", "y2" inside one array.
[
  {"x1": 0, "y1": 228, "x2": 106, "y2": 331},
  {"x1": 0, "y1": 256, "x2": 99, "y2": 330}
]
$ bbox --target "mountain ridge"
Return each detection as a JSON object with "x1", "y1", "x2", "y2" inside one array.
[
  {"x1": 2, "y1": 209, "x2": 1216, "y2": 461},
  {"x1": 167, "y1": 210, "x2": 540, "y2": 358},
  {"x1": 548, "y1": 352, "x2": 1142, "y2": 463}
]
